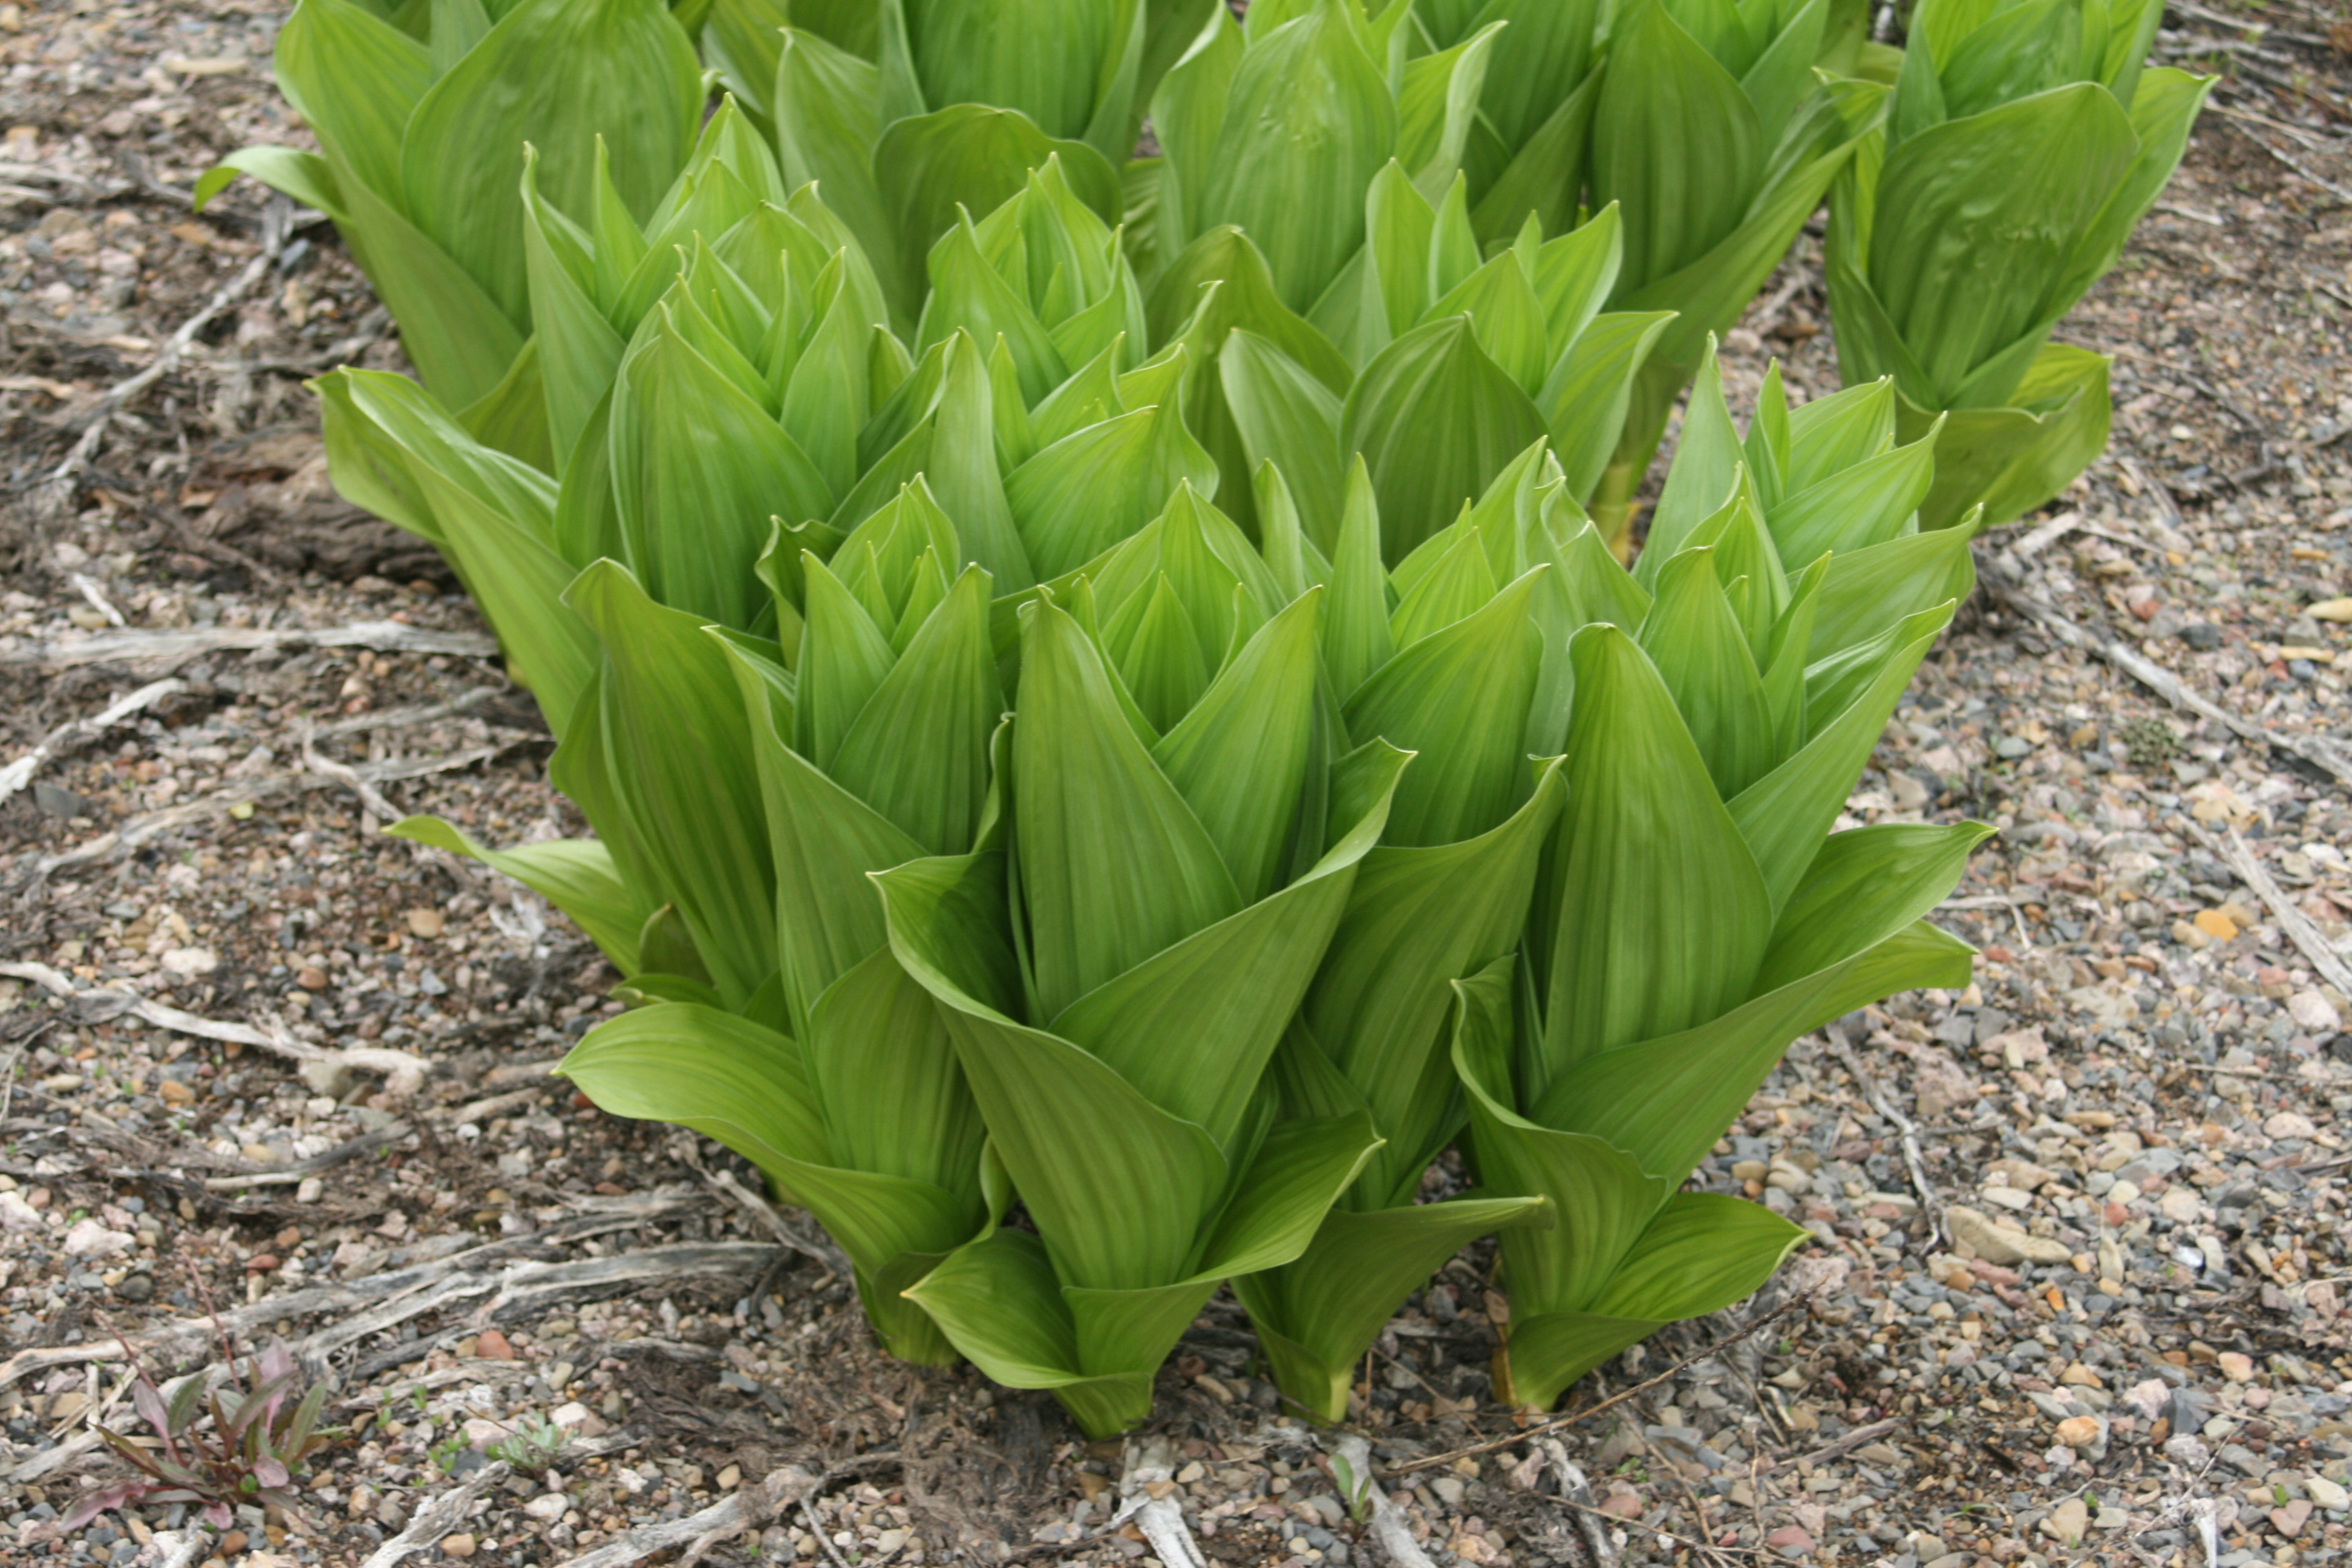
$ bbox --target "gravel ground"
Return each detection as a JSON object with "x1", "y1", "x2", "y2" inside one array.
[{"x1": 4, "y1": 5, "x2": 2352, "y2": 1568}]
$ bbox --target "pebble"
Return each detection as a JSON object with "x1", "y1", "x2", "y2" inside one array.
[
  {"x1": 405, "y1": 907, "x2": 446, "y2": 938},
  {"x1": 440, "y1": 1534, "x2": 476, "y2": 1558},
  {"x1": 2306, "y1": 1475, "x2": 2350, "y2": 1511},
  {"x1": 2217, "y1": 1351, "x2": 2254, "y2": 1382},
  {"x1": 1945, "y1": 1204, "x2": 2072, "y2": 1265}
]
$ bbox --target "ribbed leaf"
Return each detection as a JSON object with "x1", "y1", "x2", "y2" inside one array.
[
  {"x1": 1344, "y1": 573, "x2": 1545, "y2": 847},
  {"x1": 1728, "y1": 604, "x2": 1949, "y2": 911},
  {"x1": 874, "y1": 105, "x2": 1123, "y2": 328},
  {"x1": 1014, "y1": 598, "x2": 1241, "y2": 1018},
  {"x1": 1638, "y1": 548, "x2": 1777, "y2": 797},
  {"x1": 1535, "y1": 626, "x2": 1771, "y2": 1085},
  {"x1": 1196, "y1": 0, "x2": 1397, "y2": 313},
  {"x1": 401, "y1": 0, "x2": 702, "y2": 328},
  {"x1": 388, "y1": 817, "x2": 648, "y2": 972},
  {"x1": 567, "y1": 561, "x2": 776, "y2": 1007},
  {"x1": 1303, "y1": 762, "x2": 1564, "y2": 1207},
  {"x1": 1757, "y1": 822, "x2": 1995, "y2": 990},
  {"x1": 1867, "y1": 83, "x2": 2135, "y2": 403},
  {"x1": 1537, "y1": 921, "x2": 1975, "y2": 1186},
  {"x1": 1536, "y1": 309, "x2": 1675, "y2": 501},
  {"x1": 1908, "y1": 346, "x2": 2109, "y2": 529},
  {"x1": 1342, "y1": 316, "x2": 1550, "y2": 562},
  {"x1": 1503, "y1": 1194, "x2": 1806, "y2": 1409},
  {"x1": 1234, "y1": 1195, "x2": 1546, "y2": 1422},
  {"x1": 1593, "y1": 0, "x2": 1762, "y2": 291},
  {"x1": 1007, "y1": 399, "x2": 1220, "y2": 579},
  {"x1": 274, "y1": 0, "x2": 431, "y2": 205}
]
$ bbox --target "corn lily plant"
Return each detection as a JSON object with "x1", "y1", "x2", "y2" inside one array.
[
  {"x1": 1576, "y1": 0, "x2": 1887, "y2": 549},
  {"x1": 1226, "y1": 450, "x2": 1587, "y2": 1422},
  {"x1": 200, "y1": 0, "x2": 705, "y2": 455},
  {"x1": 554, "y1": 486, "x2": 1004, "y2": 1364},
  {"x1": 1455, "y1": 368, "x2": 1993, "y2": 1412},
  {"x1": 1191, "y1": 174, "x2": 1669, "y2": 553},
  {"x1": 871, "y1": 489, "x2": 1409, "y2": 1437},
  {"x1": 1825, "y1": 0, "x2": 2210, "y2": 528},
  {"x1": 1142, "y1": 0, "x2": 1504, "y2": 313}
]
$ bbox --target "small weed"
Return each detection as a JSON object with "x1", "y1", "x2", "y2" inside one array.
[{"x1": 61, "y1": 1327, "x2": 335, "y2": 1534}]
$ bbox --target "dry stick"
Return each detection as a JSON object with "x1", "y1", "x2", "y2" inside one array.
[
  {"x1": 1782, "y1": 1416, "x2": 1903, "y2": 1469},
  {"x1": 1535, "y1": 1438, "x2": 1619, "y2": 1568},
  {"x1": 1, "y1": 619, "x2": 500, "y2": 670},
  {"x1": 1976, "y1": 561, "x2": 2352, "y2": 788},
  {"x1": 0, "y1": 959, "x2": 430, "y2": 1099},
  {"x1": 200, "y1": 1120, "x2": 411, "y2": 1191},
  {"x1": 356, "y1": 1460, "x2": 512, "y2": 1568},
  {"x1": 2183, "y1": 821, "x2": 2352, "y2": 998},
  {"x1": 19, "y1": 743, "x2": 502, "y2": 880},
  {"x1": 0, "y1": 677, "x2": 183, "y2": 806},
  {"x1": 1118, "y1": 1434, "x2": 1211, "y2": 1568},
  {"x1": 1334, "y1": 1433, "x2": 1437, "y2": 1568},
  {"x1": 302, "y1": 723, "x2": 402, "y2": 822},
  {"x1": 557, "y1": 1457, "x2": 900, "y2": 1568},
  {"x1": 1381, "y1": 1295, "x2": 1811, "y2": 1479},
  {"x1": 1823, "y1": 1025, "x2": 1945, "y2": 1251}
]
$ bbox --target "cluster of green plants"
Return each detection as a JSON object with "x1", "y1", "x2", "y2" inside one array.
[{"x1": 193, "y1": 0, "x2": 2204, "y2": 1434}]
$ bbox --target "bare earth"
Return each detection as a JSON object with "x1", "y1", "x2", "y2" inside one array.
[{"x1": 4, "y1": 5, "x2": 2352, "y2": 1567}]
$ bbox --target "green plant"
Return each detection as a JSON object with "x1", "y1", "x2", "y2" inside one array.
[
  {"x1": 1825, "y1": 0, "x2": 2211, "y2": 528},
  {"x1": 1452, "y1": 387, "x2": 1994, "y2": 1412},
  {"x1": 63, "y1": 1333, "x2": 333, "y2": 1534},
  {"x1": 872, "y1": 494, "x2": 1401, "y2": 1437},
  {"x1": 199, "y1": 0, "x2": 706, "y2": 458},
  {"x1": 1576, "y1": 0, "x2": 1889, "y2": 550},
  {"x1": 485, "y1": 1413, "x2": 570, "y2": 1469}
]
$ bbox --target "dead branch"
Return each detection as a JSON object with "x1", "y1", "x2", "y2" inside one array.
[
  {"x1": 558, "y1": 1457, "x2": 899, "y2": 1568},
  {"x1": 1333, "y1": 1432, "x2": 1437, "y2": 1568},
  {"x1": 2183, "y1": 821, "x2": 2352, "y2": 998},
  {"x1": 0, "y1": 677, "x2": 184, "y2": 807},
  {"x1": 1, "y1": 619, "x2": 499, "y2": 672},
  {"x1": 200, "y1": 1120, "x2": 412, "y2": 1191},
  {"x1": 1823, "y1": 1025, "x2": 1944, "y2": 1250},
  {"x1": 1977, "y1": 556, "x2": 2352, "y2": 787},
  {"x1": 0, "y1": 959, "x2": 430, "y2": 1099},
  {"x1": 356, "y1": 1460, "x2": 512, "y2": 1568}
]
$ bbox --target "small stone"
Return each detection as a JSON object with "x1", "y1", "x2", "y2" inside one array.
[
  {"x1": 523, "y1": 1492, "x2": 568, "y2": 1522},
  {"x1": 1765, "y1": 1526, "x2": 1814, "y2": 1555},
  {"x1": 112, "y1": 1272, "x2": 154, "y2": 1302},
  {"x1": 2054, "y1": 1416, "x2": 2103, "y2": 1450},
  {"x1": 160, "y1": 947, "x2": 218, "y2": 977},
  {"x1": 2264, "y1": 1110, "x2": 2319, "y2": 1140},
  {"x1": 1947, "y1": 1205, "x2": 2072, "y2": 1266},
  {"x1": 218, "y1": 1532, "x2": 248, "y2": 1556},
  {"x1": 2288, "y1": 991, "x2": 2342, "y2": 1033},
  {"x1": 2270, "y1": 1500, "x2": 2313, "y2": 1538},
  {"x1": 158, "y1": 1079, "x2": 195, "y2": 1106},
  {"x1": 2042, "y1": 1497, "x2": 2089, "y2": 1546},
  {"x1": 475, "y1": 1329, "x2": 515, "y2": 1361},
  {"x1": 440, "y1": 1534, "x2": 477, "y2": 1558},
  {"x1": 2160, "y1": 1187, "x2": 2201, "y2": 1222},
  {"x1": 2179, "y1": 622, "x2": 2224, "y2": 650},
  {"x1": 716, "y1": 1464, "x2": 742, "y2": 1489},
  {"x1": 2305, "y1": 1475, "x2": 2349, "y2": 1510},
  {"x1": 406, "y1": 907, "x2": 447, "y2": 938},
  {"x1": 295, "y1": 966, "x2": 330, "y2": 991},
  {"x1": 2216, "y1": 1351, "x2": 2254, "y2": 1383},
  {"x1": 63, "y1": 1219, "x2": 134, "y2": 1259},
  {"x1": 2059, "y1": 1363, "x2": 2102, "y2": 1387},
  {"x1": 1981, "y1": 1184, "x2": 2036, "y2": 1212},
  {"x1": 2192, "y1": 909, "x2": 2238, "y2": 942}
]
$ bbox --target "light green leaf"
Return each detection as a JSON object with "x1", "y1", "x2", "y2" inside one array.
[{"x1": 388, "y1": 817, "x2": 650, "y2": 972}]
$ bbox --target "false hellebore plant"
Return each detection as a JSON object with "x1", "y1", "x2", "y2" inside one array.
[
  {"x1": 1825, "y1": 0, "x2": 2210, "y2": 528},
  {"x1": 200, "y1": 0, "x2": 706, "y2": 457},
  {"x1": 1458, "y1": 347, "x2": 1992, "y2": 1412}
]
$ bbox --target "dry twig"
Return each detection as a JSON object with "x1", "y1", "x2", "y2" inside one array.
[
  {"x1": 0, "y1": 677, "x2": 184, "y2": 807},
  {"x1": 1824, "y1": 1025, "x2": 1944, "y2": 1250},
  {"x1": 356, "y1": 1460, "x2": 512, "y2": 1568},
  {"x1": 1977, "y1": 558, "x2": 2352, "y2": 786},
  {"x1": 2184, "y1": 822, "x2": 2352, "y2": 998},
  {"x1": 1, "y1": 619, "x2": 498, "y2": 671}
]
